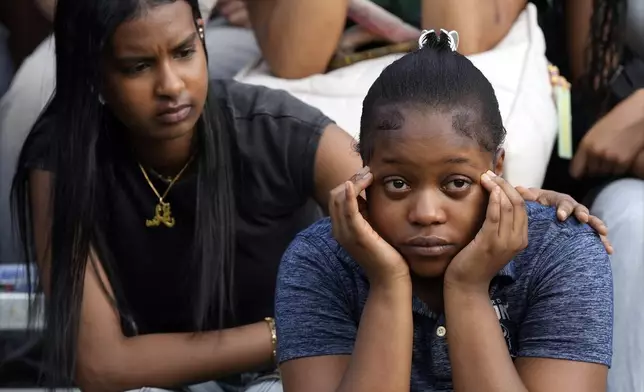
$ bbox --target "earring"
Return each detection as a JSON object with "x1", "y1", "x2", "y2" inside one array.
[
  {"x1": 98, "y1": 94, "x2": 105, "y2": 105},
  {"x1": 197, "y1": 19, "x2": 205, "y2": 40}
]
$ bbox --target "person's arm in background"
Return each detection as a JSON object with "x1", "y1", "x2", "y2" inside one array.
[
  {"x1": 421, "y1": 0, "x2": 526, "y2": 55},
  {"x1": 245, "y1": 0, "x2": 348, "y2": 79},
  {"x1": 564, "y1": 0, "x2": 644, "y2": 180}
]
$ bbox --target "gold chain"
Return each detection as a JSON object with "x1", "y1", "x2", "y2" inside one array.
[{"x1": 139, "y1": 155, "x2": 195, "y2": 228}]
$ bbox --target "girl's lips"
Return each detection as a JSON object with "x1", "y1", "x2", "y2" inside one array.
[{"x1": 400, "y1": 244, "x2": 455, "y2": 258}]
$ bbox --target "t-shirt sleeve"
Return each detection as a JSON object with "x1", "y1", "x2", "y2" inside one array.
[
  {"x1": 20, "y1": 115, "x2": 57, "y2": 172},
  {"x1": 221, "y1": 80, "x2": 335, "y2": 206},
  {"x1": 275, "y1": 234, "x2": 357, "y2": 363},
  {"x1": 517, "y1": 231, "x2": 613, "y2": 366}
]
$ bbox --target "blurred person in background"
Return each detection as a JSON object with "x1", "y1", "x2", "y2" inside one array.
[
  {"x1": 540, "y1": 0, "x2": 644, "y2": 390},
  {"x1": 241, "y1": 0, "x2": 560, "y2": 190},
  {"x1": 0, "y1": 1, "x2": 52, "y2": 99},
  {"x1": 203, "y1": 0, "x2": 260, "y2": 79}
]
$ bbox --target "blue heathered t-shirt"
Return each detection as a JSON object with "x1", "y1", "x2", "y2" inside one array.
[{"x1": 275, "y1": 202, "x2": 613, "y2": 391}]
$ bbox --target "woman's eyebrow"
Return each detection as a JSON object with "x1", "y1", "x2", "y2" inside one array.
[{"x1": 114, "y1": 32, "x2": 197, "y2": 62}]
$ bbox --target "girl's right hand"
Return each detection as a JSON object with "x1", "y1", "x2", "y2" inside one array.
[{"x1": 328, "y1": 166, "x2": 410, "y2": 287}]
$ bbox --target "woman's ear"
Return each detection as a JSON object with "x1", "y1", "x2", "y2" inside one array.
[{"x1": 493, "y1": 148, "x2": 505, "y2": 177}]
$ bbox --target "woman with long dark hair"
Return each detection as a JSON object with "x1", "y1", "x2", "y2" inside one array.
[
  {"x1": 11, "y1": 0, "x2": 361, "y2": 390},
  {"x1": 10, "y1": 0, "x2": 610, "y2": 390}
]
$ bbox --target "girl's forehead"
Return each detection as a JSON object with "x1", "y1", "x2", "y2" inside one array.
[
  {"x1": 369, "y1": 110, "x2": 492, "y2": 167},
  {"x1": 375, "y1": 109, "x2": 478, "y2": 148}
]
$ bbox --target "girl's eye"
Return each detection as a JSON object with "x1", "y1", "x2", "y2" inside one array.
[
  {"x1": 384, "y1": 179, "x2": 410, "y2": 192},
  {"x1": 444, "y1": 178, "x2": 471, "y2": 191}
]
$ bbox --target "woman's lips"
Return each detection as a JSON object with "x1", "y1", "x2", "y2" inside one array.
[{"x1": 156, "y1": 105, "x2": 192, "y2": 124}]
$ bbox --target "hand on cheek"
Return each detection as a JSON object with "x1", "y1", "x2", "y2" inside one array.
[
  {"x1": 444, "y1": 171, "x2": 528, "y2": 293},
  {"x1": 329, "y1": 167, "x2": 410, "y2": 288}
]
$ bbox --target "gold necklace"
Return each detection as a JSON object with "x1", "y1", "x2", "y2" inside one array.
[{"x1": 139, "y1": 155, "x2": 195, "y2": 228}]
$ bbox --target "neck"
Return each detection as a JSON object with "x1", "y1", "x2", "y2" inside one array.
[
  {"x1": 130, "y1": 131, "x2": 195, "y2": 176},
  {"x1": 412, "y1": 275, "x2": 445, "y2": 313}
]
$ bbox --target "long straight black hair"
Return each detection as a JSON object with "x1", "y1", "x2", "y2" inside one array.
[
  {"x1": 582, "y1": 0, "x2": 626, "y2": 114},
  {"x1": 11, "y1": 0, "x2": 237, "y2": 386}
]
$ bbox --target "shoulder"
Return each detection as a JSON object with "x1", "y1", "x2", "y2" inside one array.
[
  {"x1": 519, "y1": 201, "x2": 611, "y2": 289},
  {"x1": 280, "y1": 217, "x2": 363, "y2": 279},
  {"x1": 524, "y1": 201, "x2": 605, "y2": 258},
  {"x1": 210, "y1": 80, "x2": 338, "y2": 202},
  {"x1": 20, "y1": 112, "x2": 58, "y2": 172},
  {"x1": 209, "y1": 79, "x2": 334, "y2": 131},
  {"x1": 276, "y1": 219, "x2": 366, "y2": 363},
  {"x1": 510, "y1": 204, "x2": 612, "y2": 366}
]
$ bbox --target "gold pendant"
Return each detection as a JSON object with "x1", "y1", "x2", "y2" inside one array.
[{"x1": 145, "y1": 201, "x2": 176, "y2": 228}]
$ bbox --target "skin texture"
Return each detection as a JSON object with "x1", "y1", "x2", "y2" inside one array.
[
  {"x1": 27, "y1": 2, "x2": 363, "y2": 391},
  {"x1": 281, "y1": 109, "x2": 608, "y2": 392}
]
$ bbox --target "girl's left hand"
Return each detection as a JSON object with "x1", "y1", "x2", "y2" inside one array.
[{"x1": 444, "y1": 171, "x2": 528, "y2": 292}]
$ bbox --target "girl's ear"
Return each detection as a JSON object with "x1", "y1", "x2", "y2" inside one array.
[{"x1": 493, "y1": 148, "x2": 505, "y2": 177}]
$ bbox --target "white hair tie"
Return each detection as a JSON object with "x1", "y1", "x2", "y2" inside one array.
[{"x1": 418, "y1": 29, "x2": 459, "y2": 52}]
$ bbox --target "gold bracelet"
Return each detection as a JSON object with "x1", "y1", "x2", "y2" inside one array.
[{"x1": 264, "y1": 317, "x2": 277, "y2": 362}]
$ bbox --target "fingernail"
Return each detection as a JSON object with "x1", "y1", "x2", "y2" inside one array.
[
  {"x1": 486, "y1": 170, "x2": 497, "y2": 177},
  {"x1": 481, "y1": 173, "x2": 491, "y2": 182}
]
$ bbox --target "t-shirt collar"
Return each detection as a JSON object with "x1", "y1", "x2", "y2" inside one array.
[{"x1": 411, "y1": 260, "x2": 518, "y2": 318}]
